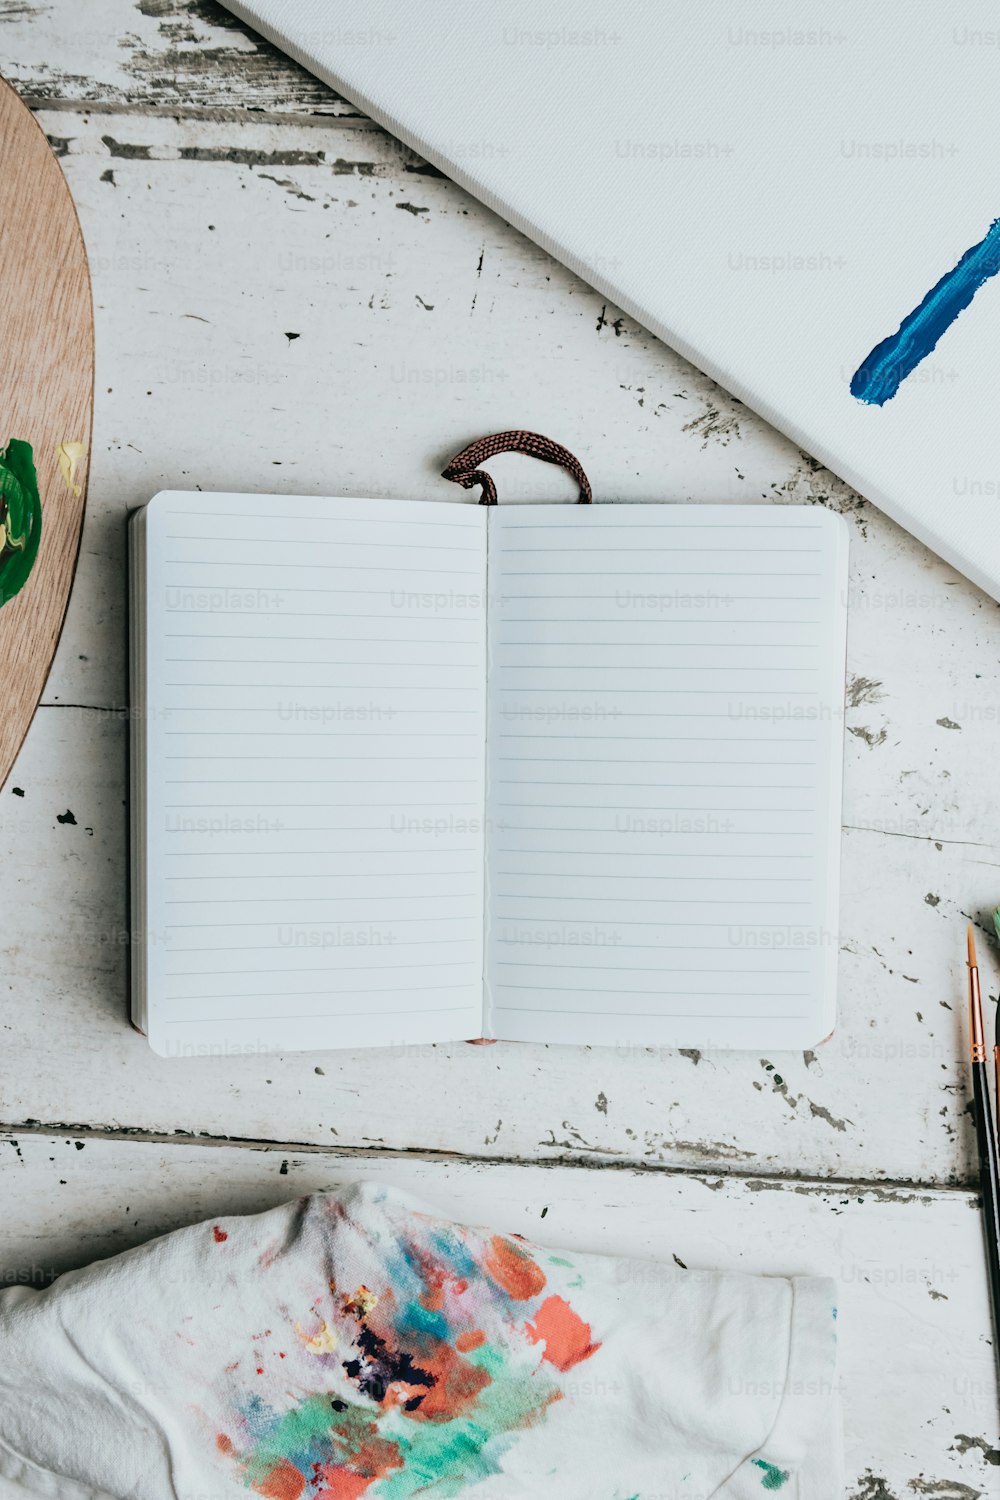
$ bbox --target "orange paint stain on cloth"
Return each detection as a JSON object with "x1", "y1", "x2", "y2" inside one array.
[
  {"x1": 313, "y1": 1473, "x2": 371, "y2": 1500},
  {"x1": 526, "y1": 1296, "x2": 601, "y2": 1372},
  {"x1": 483, "y1": 1236, "x2": 547, "y2": 1301},
  {"x1": 252, "y1": 1458, "x2": 306, "y2": 1500},
  {"x1": 314, "y1": 1430, "x2": 403, "y2": 1500}
]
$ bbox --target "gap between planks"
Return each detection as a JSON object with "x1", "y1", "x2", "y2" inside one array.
[
  {"x1": 18, "y1": 96, "x2": 382, "y2": 131},
  {"x1": 0, "y1": 1121, "x2": 976, "y2": 1202}
]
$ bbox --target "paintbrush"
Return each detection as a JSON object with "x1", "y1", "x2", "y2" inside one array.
[
  {"x1": 992, "y1": 906, "x2": 1000, "y2": 1139},
  {"x1": 967, "y1": 924, "x2": 1000, "y2": 1372}
]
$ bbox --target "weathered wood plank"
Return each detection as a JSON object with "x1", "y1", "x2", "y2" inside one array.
[
  {"x1": 0, "y1": 109, "x2": 996, "y2": 1187},
  {"x1": 0, "y1": 1131, "x2": 996, "y2": 1498},
  {"x1": 0, "y1": 0, "x2": 358, "y2": 116}
]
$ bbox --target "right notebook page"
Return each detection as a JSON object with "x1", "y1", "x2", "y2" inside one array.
[{"x1": 484, "y1": 504, "x2": 849, "y2": 1051}]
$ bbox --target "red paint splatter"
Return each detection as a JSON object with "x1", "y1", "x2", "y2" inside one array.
[
  {"x1": 256, "y1": 1367, "x2": 264, "y2": 1375},
  {"x1": 216, "y1": 1433, "x2": 234, "y2": 1455},
  {"x1": 213, "y1": 1225, "x2": 228, "y2": 1243},
  {"x1": 253, "y1": 1460, "x2": 306, "y2": 1500},
  {"x1": 526, "y1": 1296, "x2": 601, "y2": 1372},
  {"x1": 455, "y1": 1329, "x2": 485, "y2": 1353},
  {"x1": 483, "y1": 1235, "x2": 546, "y2": 1301}
]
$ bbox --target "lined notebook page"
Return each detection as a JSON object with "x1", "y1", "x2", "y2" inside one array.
[
  {"x1": 140, "y1": 493, "x2": 487, "y2": 1056},
  {"x1": 484, "y1": 504, "x2": 848, "y2": 1051}
]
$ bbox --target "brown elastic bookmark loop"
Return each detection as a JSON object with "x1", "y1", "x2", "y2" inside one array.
[{"x1": 441, "y1": 430, "x2": 593, "y2": 505}]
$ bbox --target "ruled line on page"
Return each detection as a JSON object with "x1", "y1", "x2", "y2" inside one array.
[
  {"x1": 165, "y1": 684, "x2": 481, "y2": 691},
  {"x1": 490, "y1": 688, "x2": 820, "y2": 695},
  {"x1": 164, "y1": 778, "x2": 483, "y2": 784},
  {"x1": 493, "y1": 825, "x2": 813, "y2": 834},
  {"x1": 497, "y1": 570, "x2": 823, "y2": 577},
  {"x1": 496, "y1": 734, "x2": 819, "y2": 742},
  {"x1": 167, "y1": 537, "x2": 482, "y2": 551},
  {"x1": 166, "y1": 914, "x2": 478, "y2": 928},
  {"x1": 498, "y1": 594, "x2": 821, "y2": 602},
  {"x1": 163, "y1": 801, "x2": 484, "y2": 808},
  {"x1": 493, "y1": 804, "x2": 817, "y2": 812},
  {"x1": 164, "y1": 754, "x2": 481, "y2": 761},
  {"x1": 163, "y1": 986, "x2": 477, "y2": 1003},
  {"x1": 164, "y1": 960, "x2": 478, "y2": 977},
  {"x1": 163, "y1": 850, "x2": 480, "y2": 863},
  {"x1": 163, "y1": 732, "x2": 482, "y2": 739},
  {"x1": 490, "y1": 895, "x2": 813, "y2": 905},
  {"x1": 165, "y1": 633, "x2": 483, "y2": 642},
  {"x1": 164, "y1": 560, "x2": 480, "y2": 574},
  {"x1": 494, "y1": 1007, "x2": 808, "y2": 1020},
  {"x1": 165, "y1": 870, "x2": 481, "y2": 881},
  {"x1": 492, "y1": 665, "x2": 818, "y2": 672},
  {"x1": 495, "y1": 849, "x2": 812, "y2": 859},
  {"x1": 164, "y1": 892, "x2": 482, "y2": 904},
  {"x1": 492, "y1": 986, "x2": 809, "y2": 997},
  {"x1": 493, "y1": 872, "x2": 812, "y2": 883},
  {"x1": 492, "y1": 939, "x2": 807, "y2": 951},
  {"x1": 162, "y1": 591, "x2": 481, "y2": 601},
  {"x1": 497, "y1": 757, "x2": 816, "y2": 766},
  {"x1": 494, "y1": 961, "x2": 809, "y2": 973},
  {"x1": 499, "y1": 618, "x2": 821, "y2": 625},
  {"x1": 165, "y1": 660, "x2": 481, "y2": 668},
  {"x1": 159, "y1": 711, "x2": 481, "y2": 717},
  {"x1": 497, "y1": 522, "x2": 824, "y2": 531},
  {"x1": 496, "y1": 781, "x2": 817, "y2": 789},
  {"x1": 168, "y1": 937, "x2": 478, "y2": 953},
  {"x1": 165, "y1": 512, "x2": 480, "y2": 529},
  {"x1": 498, "y1": 640, "x2": 819, "y2": 648},
  {"x1": 498, "y1": 547, "x2": 823, "y2": 554}
]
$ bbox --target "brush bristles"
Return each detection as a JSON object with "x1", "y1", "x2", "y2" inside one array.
[{"x1": 968, "y1": 924, "x2": 978, "y2": 968}]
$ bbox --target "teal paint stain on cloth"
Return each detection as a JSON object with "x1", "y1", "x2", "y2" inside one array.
[{"x1": 753, "y1": 1458, "x2": 790, "y2": 1489}]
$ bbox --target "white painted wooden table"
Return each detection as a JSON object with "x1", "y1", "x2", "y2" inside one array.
[{"x1": 1, "y1": 4, "x2": 999, "y2": 1495}]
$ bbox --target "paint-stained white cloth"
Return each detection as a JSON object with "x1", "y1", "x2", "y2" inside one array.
[{"x1": 0, "y1": 1182, "x2": 841, "y2": 1499}]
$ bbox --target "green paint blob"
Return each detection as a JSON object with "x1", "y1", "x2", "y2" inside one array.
[
  {"x1": 753, "y1": 1457, "x2": 790, "y2": 1490},
  {"x1": 0, "y1": 440, "x2": 42, "y2": 606}
]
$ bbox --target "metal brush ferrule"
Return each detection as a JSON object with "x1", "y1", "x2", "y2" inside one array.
[{"x1": 970, "y1": 965, "x2": 986, "y2": 1062}]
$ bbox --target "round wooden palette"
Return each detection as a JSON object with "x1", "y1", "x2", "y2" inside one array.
[{"x1": 0, "y1": 76, "x2": 93, "y2": 788}]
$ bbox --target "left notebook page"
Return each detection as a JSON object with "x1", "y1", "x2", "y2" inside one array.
[{"x1": 131, "y1": 493, "x2": 487, "y2": 1056}]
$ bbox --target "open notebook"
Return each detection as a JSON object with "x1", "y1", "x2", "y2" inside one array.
[{"x1": 129, "y1": 495, "x2": 848, "y2": 1057}]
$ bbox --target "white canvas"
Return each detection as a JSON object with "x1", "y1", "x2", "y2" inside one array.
[{"x1": 224, "y1": 0, "x2": 1000, "y2": 600}]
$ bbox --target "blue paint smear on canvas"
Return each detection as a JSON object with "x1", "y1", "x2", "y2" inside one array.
[{"x1": 851, "y1": 217, "x2": 1000, "y2": 405}]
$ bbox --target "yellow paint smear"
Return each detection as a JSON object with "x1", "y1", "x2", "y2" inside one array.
[
  {"x1": 57, "y1": 441, "x2": 87, "y2": 498},
  {"x1": 294, "y1": 1318, "x2": 338, "y2": 1355}
]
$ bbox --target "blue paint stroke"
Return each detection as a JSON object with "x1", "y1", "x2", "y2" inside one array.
[{"x1": 851, "y1": 216, "x2": 1000, "y2": 405}]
